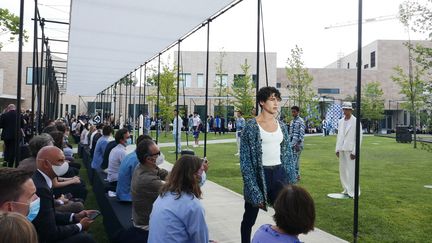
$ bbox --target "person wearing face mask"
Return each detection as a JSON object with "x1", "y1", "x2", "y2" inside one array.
[
  {"x1": 32, "y1": 146, "x2": 97, "y2": 243},
  {"x1": 0, "y1": 168, "x2": 39, "y2": 221},
  {"x1": 116, "y1": 135, "x2": 153, "y2": 202},
  {"x1": 148, "y1": 155, "x2": 210, "y2": 243},
  {"x1": 107, "y1": 129, "x2": 130, "y2": 189},
  {"x1": 129, "y1": 139, "x2": 168, "y2": 242}
]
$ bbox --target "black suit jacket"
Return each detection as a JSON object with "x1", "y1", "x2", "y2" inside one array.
[
  {"x1": 101, "y1": 140, "x2": 117, "y2": 169},
  {"x1": 0, "y1": 110, "x2": 18, "y2": 140},
  {"x1": 32, "y1": 170, "x2": 80, "y2": 243}
]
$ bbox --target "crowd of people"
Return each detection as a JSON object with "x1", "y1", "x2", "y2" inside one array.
[{"x1": 0, "y1": 85, "x2": 365, "y2": 243}]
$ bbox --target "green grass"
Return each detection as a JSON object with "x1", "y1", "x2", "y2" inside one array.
[
  {"x1": 161, "y1": 135, "x2": 432, "y2": 243},
  {"x1": 135, "y1": 130, "x2": 236, "y2": 143}
]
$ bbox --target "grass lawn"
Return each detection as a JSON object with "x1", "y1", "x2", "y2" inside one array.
[
  {"x1": 134, "y1": 130, "x2": 236, "y2": 143},
  {"x1": 161, "y1": 135, "x2": 432, "y2": 243}
]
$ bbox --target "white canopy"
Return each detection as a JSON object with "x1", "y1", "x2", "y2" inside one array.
[{"x1": 67, "y1": 0, "x2": 235, "y2": 96}]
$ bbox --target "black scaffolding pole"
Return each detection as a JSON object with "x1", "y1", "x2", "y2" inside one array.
[
  {"x1": 255, "y1": 0, "x2": 261, "y2": 116},
  {"x1": 203, "y1": 21, "x2": 211, "y2": 158},
  {"x1": 156, "y1": 54, "x2": 161, "y2": 144},
  {"x1": 175, "y1": 40, "x2": 181, "y2": 160}
]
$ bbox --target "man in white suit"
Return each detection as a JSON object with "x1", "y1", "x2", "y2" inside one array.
[{"x1": 336, "y1": 102, "x2": 362, "y2": 198}]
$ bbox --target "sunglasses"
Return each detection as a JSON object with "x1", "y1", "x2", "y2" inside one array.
[{"x1": 149, "y1": 151, "x2": 161, "y2": 157}]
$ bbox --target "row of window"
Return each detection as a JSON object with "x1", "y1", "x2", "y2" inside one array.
[
  {"x1": 346, "y1": 51, "x2": 376, "y2": 70},
  {"x1": 179, "y1": 73, "x2": 258, "y2": 88}
]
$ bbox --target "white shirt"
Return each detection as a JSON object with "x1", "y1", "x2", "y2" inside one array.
[
  {"x1": 173, "y1": 115, "x2": 183, "y2": 134},
  {"x1": 193, "y1": 116, "x2": 201, "y2": 127},
  {"x1": 71, "y1": 122, "x2": 77, "y2": 132},
  {"x1": 80, "y1": 129, "x2": 89, "y2": 144},
  {"x1": 258, "y1": 123, "x2": 283, "y2": 166},
  {"x1": 107, "y1": 143, "x2": 127, "y2": 182}
]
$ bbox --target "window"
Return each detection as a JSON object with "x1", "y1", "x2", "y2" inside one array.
[
  {"x1": 364, "y1": 64, "x2": 369, "y2": 69},
  {"x1": 318, "y1": 88, "x2": 340, "y2": 94},
  {"x1": 215, "y1": 74, "x2": 228, "y2": 87},
  {"x1": 26, "y1": 67, "x2": 46, "y2": 85},
  {"x1": 347, "y1": 63, "x2": 350, "y2": 69},
  {"x1": 276, "y1": 82, "x2": 281, "y2": 88},
  {"x1": 179, "y1": 73, "x2": 191, "y2": 87},
  {"x1": 370, "y1": 51, "x2": 376, "y2": 68},
  {"x1": 71, "y1": 105, "x2": 76, "y2": 116},
  {"x1": 197, "y1": 73, "x2": 204, "y2": 88},
  {"x1": 252, "y1": 74, "x2": 257, "y2": 87}
]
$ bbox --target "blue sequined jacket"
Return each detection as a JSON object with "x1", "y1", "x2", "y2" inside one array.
[{"x1": 240, "y1": 118, "x2": 297, "y2": 208}]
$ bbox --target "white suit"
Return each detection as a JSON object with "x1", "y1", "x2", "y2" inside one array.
[{"x1": 335, "y1": 115, "x2": 362, "y2": 197}]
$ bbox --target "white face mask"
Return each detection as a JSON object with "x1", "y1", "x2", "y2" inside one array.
[
  {"x1": 156, "y1": 153, "x2": 165, "y2": 166},
  {"x1": 52, "y1": 161, "x2": 69, "y2": 177}
]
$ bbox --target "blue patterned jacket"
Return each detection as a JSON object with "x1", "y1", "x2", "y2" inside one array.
[
  {"x1": 240, "y1": 118, "x2": 297, "y2": 207},
  {"x1": 289, "y1": 116, "x2": 305, "y2": 149}
]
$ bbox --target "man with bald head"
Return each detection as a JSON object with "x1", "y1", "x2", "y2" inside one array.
[{"x1": 32, "y1": 146, "x2": 96, "y2": 243}]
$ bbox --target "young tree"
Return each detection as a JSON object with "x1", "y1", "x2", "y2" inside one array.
[
  {"x1": 391, "y1": 65, "x2": 427, "y2": 148},
  {"x1": 361, "y1": 82, "x2": 385, "y2": 133},
  {"x1": 0, "y1": 8, "x2": 28, "y2": 50},
  {"x1": 285, "y1": 45, "x2": 319, "y2": 126},
  {"x1": 214, "y1": 50, "x2": 228, "y2": 117},
  {"x1": 230, "y1": 59, "x2": 255, "y2": 118},
  {"x1": 147, "y1": 62, "x2": 177, "y2": 135}
]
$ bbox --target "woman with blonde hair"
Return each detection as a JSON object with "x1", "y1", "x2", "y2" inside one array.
[{"x1": 0, "y1": 211, "x2": 38, "y2": 243}]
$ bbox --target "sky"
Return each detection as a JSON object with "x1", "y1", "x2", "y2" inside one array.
[{"x1": 1, "y1": 0, "x2": 429, "y2": 69}]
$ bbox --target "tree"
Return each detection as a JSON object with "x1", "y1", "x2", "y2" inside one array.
[
  {"x1": 0, "y1": 8, "x2": 28, "y2": 50},
  {"x1": 147, "y1": 62, "x2": 177, "y2": 135},
  {"x1": 361, "y1": 82, "x2": 385, "y2": 133},
  {"x1": 214, "y1": 50, "x2": 228, "y2": 117},
  {"x1": 391, "y1": 65, "x2": 427, "y2": 147},
  {"x1": 285, "y1": 45, "x2": 319, "y2": 126},
  {"x1": 230, "y1": 59, "x2": 255, "y2": 119}
]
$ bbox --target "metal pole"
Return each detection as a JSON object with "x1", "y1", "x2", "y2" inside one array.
[
  {"x1": 204, "y1": 21, "x2": 211, "y2": 157},
  {"x1": 143, "y1": 65, "x2": 147, "y2": 118},
  {"x1": 31, "y1": 0, "x2": 38, "y2": 137},
  {"x1": 255, "y1": 0, "x2": 261, "y2": 116},
  {"x1": 138, "y1": 66, "x2": 142, "y2": 136},
  {"x1": 129, "y1": 73, "x2": 132, "y2": 127},
  {"x1": 37, "y1": 22, "x2": 44, "y2": 133},
  {"x1": 125, "y1": 76, "x2": 128, "y2": 127},
  {"x1": 14, "y1": 0, "x2": 25, "y2": 167},
  {"x1": 133, "y1": 78, "x2": 137, "y2": 143},
  {"x1": 353, "y1": 0, "x2": 363, "y2": 242},
  {"x1": 176, "y1": 40, "x2": 181, "y2": 160},
  {"x1": 156, "y1": 54, "x2": 161, "y2": 144}
]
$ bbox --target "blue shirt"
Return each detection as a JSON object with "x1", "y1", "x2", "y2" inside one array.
[
  {"x1": 148, "y1": 192, "x2": 208, "y2": 243},
  {"x1": 236, "y1": 117, "x2": 245, "y2": 132},
  {"x1": 91, "y1": 136, "x2": 110, "y2": 169},
  {"x1": 252, "y1": 224, "x2": 300, "y2": 243},
  {"x1": 116, "y1": 152, "x2": 139, "y2": 202}
]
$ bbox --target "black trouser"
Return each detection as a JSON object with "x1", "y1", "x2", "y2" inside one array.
[
  {"x1": 240, "y1": 165, "x2": 288, "y2": 243},
  {"x1": 4, "y1": 139, "x2": 16, "y2": 167}
]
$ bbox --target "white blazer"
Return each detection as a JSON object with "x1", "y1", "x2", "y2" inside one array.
[{"x1": 335, "y1": 115, "x2": 363, "y2": 154}]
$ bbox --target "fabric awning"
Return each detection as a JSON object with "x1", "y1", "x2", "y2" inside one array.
[{"x1": 67, "y1": 0, "x2": 236, "y2": 96}]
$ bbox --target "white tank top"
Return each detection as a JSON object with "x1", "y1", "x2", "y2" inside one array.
[{"x1": 258, "y1": 122, "x2": 283, "y2": 166}]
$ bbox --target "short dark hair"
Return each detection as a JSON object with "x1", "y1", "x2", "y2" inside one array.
[
  {"x1": 28, "y1": 134, "x2": 54, "y2": 157},
  {"x1": 102, "y1": 125, "x2": 113, "y2": 136},
  {"x1": 0, "y1": 168, "x2": 34, "y2": 206},
  {"x1": 257, "y1": 86, "x2": 281, "y2": 108},
  {"x1": 42, "y1": 125, "x2": 58, "y2": 134},
  {"x1": 136, "y1": 135, "x2": 152, "y2": 146},
  {"x1": 160, "y1": 155, "x2": 203, "y2": 199},
  {"x1": 291, "y1": 106, "x2": 300, "y2": 112},
  {"x1": 54, "y1": 121, "x2": 66, "y2": 134},
  {"x1": 136, "y1": 139, "x2": 155, "y2": 163},
  {"x1": 49, "y1": 131, "x2": 64, "y2": 149},
  {"x1": 273, "y1": 185, "x2": 315, "y2": 235},
  {"x1": 115, "y1": 128, "x2": 129, "y2": 143}
]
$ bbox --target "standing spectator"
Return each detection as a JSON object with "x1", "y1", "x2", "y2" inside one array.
[
  {"x1": 80, "y1": 123, "x2": 90, "y2": 145},
  {"x1": 148, "y1": 155, "x2": 209, "y2": 243},
  {"x1": 173, "y1": 110, "x2": 183, "y2": 154},
  {"x1": 335, "y1": 102, "x2": 363, "y2": 198},
  {"x1": 289, "y1": 106, "x2": 305, "y2": 180},
  {"x1": 252, "y1": 185, "x2": 315, "y2": 243},
  {"x1": 192, "y1": 112, "x2": 201, "y2": 147},
  {"x1": 91, "y1": 125, "x2": 113, "y2": 170},
  {"x1": 214, "y1": 115, "x2": 221, "y2": 135},
  {"x1": 0, "y1": 212, "x2": 38, "y2": 243},
  {"x1": 322, "y1": 118, "x2": 328, "y2": 136},
  {"x1": 107, "y1": 129, "x2": 130, "y2": 188},
  {"x1": 0, "y1": 104, "x2": 22, "y2": 167},
  {"x1": 221, "y1": 116, "x2": 226, "y2": 134},
  {"x1": 235, "y1": 111, "x2": 246, "y2": 156},
  {"x1": 240, "y1": 87, "x2": 297, "y2": 243}
]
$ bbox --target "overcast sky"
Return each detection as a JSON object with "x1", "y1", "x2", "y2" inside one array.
[{"x1": 1, "y1": 0, "x2": 429, "y2": 68}]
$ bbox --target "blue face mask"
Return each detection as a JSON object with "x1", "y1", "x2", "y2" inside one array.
[
  {"x1": 199, "y1": 171, "x2": 206, "y2": 187},
  {"x1": 27, "y1": 198, "x2": 40, "y2": 222},
  {"x1": 126, "y1": 138, "x2": 132, "y2": 145}
]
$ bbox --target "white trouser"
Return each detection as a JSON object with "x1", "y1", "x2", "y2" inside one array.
[
  {"x1": 236, "y1": 131, "x2": 241, "y2": 154},
  {"x1": 339, "y1": 151, "x2": 360, "y2": 197},
  {"x1": 173, "y1": 133, "x2": 181, "y2": 153}
]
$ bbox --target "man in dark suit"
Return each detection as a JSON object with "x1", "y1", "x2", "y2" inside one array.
[
  {"x1": 32, "y1": 145, "x2": 96, "y2": 243},
  {"x1": 0, "y1": 104, "x2": 20, "y2": 167}
]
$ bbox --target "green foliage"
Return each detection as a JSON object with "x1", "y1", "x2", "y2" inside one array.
[
  {"x1": 147, "y1": 62, "x2": 178, "y2": 132},
  {"x1": 230, "y1": 59, "x2": 255, "y2": 119},
  {"x1": 361, "y1": 82, "x2": 385, "y2": 132},
  {"x1": 0, "y1": 8, "x2": 29, "y2": 50},
  {"x1": 399, "y1": 0, "x2": 432, "y2": 38},
  {"x1": 214, "y1": 51, "x2": 228, "y2": 117},
  {"x1": 285, "y1": 45, "x2": 319, "y2": 126}
]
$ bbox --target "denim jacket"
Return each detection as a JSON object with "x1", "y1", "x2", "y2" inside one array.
[{"x1": 240, "y1": 118, "x2": 297, "y2": 208}]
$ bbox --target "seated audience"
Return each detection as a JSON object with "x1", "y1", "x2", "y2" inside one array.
[
  {"x1": 19, "y1": 133, "x2": 54, "y2": 173},
  {"x1": 80, "y1": 123, "x2": 89, "y2": 145},
  {"x1": 107, "y1": 128, "x2": 129, "y2": 188},
  {"x1": 90, "y1": 124, "x2": 103, "y2": 157},
  {"x1": 0, "y1": 168, "x2": 38, "y2": 219},
  {"x1": 32, "y1": 146, "x2": 96, "y2": 243},
  {"x1": 0, "y1": 211, "x2": 38, "y2": 243},
  {"x1": 252, "y1": 185, "x2": 315, "y2": 243},
  {"x1": 148, "y1": 155, "x2": 209, "y2": 243},
  {"x1": 91, "y1": 125, "x2": 113, "y2": 169},
  {"x1": 101, "y1": 139, "x2": 117, "y2": 170},
  {"x1": 116, "y1": 135, "x2": 152, "y2": 202}
]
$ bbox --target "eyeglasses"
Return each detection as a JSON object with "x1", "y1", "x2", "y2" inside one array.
[{"x1": 149, "y1": 151, "x2": 161, "y2": 157}]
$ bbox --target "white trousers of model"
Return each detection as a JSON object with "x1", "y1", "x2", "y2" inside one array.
[{"x1": 339, "y1": 151, "x2": 360, "y2": 197}]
